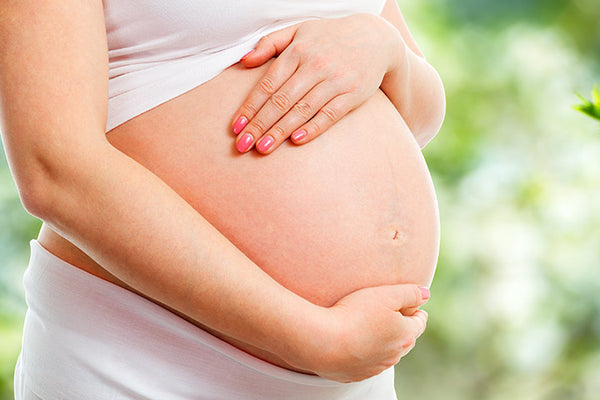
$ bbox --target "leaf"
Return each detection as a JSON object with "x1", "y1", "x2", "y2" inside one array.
[{"x1": 574, "y1": 85, "x2": 600, "y2": 122}]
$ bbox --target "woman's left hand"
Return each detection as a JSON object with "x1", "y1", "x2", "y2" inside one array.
[{"x1": 231, "y1": 14, "x2": 403, "y2": 154}]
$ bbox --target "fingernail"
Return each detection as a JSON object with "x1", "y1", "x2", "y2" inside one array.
[
  {"x1": 419, "y1": 287, "x2": 430, "y2": 300},
  {"x1": 236, "y1": 133, "x2": 254, "y2": 153},
  {"x1": 241, "y1": 50, "x2": 255, "y2": 61},
  {"x1": 233, "y1": 116, "x2": 248, "y2": 134},
  {"x1": 291, "y1": 129, "x2": 307, "y2": 142},
  {"x1": 256, "y1": 135, "x2": 274, "y2": 153}
]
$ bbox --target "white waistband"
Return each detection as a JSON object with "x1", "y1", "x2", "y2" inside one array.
[{"x1": 16, "y1": 240, "x2": 396, "y2": 399}]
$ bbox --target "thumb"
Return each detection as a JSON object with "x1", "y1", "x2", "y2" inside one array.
[
  {"x1": 240, "y1": 24, "x2": 300, "y2": 67},
  {"x1": 377, "y1": 284, "x2": 430, "y2": 312}
]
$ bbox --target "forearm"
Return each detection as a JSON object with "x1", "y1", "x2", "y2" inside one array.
[
  {"x1": 1, "y1": 2, "x2": 318, "y2": 359},
  {"x1": 29, "y1": 139, "x2": 321, "y2": 362}
]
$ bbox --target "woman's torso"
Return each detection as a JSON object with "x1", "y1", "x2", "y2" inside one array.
[
  {"x1": 38, "y1": 0, "x2": 440, "y2": 372},
  {"x1": 39, "y1": 59, "x2": 440, "y2": 370}
]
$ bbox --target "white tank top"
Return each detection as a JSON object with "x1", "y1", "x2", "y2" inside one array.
[{"x1": 103, "y1": 0, "x2": 387, "y2": 132}]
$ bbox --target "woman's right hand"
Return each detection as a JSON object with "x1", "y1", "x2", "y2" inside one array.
[{"x1": 289, "y1": 284, "x2": 430, "y2": 383}]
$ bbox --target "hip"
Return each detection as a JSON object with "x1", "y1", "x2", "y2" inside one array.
[{"x1": 15, "y1": 240, "x2": 397, "y2": 400}]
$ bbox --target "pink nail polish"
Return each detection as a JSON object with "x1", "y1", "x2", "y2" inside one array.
[
  {"x1": 256, "y1": 135, "x2": 274, "y2": 153},
  {"x1": 291, "y1": 129, "x2": 307, "y2": 142},
  {"x1": 419, "y1": 287, "x2": 430, "y2": 300},
  {"x1": 241, "y1": 50, "x2": 255, "y2": 60},
  {"x1": 233, "y1": 116, "x2": 248, "y2": 134},
  {"x1": 236, "y1": 133, "x2": 254, "y2": 153}
]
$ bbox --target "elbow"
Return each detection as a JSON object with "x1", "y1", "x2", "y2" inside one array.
[
  {"x1": 10, "y1": 149, "x2": 75, "y2": 222},
  {"x1": 15, "y1": 168, "x2": 57, "y2": 221},
  {"x1": 8, "y1": 135, "x2": 110, "y2": 225},
  {"x1": 12, "y1": 140, "x2": 111, "y2": 226}
]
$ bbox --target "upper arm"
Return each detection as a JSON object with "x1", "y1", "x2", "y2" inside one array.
[
  {"x1": 0, "y1": 0, "x2": 109, "y2": 208},
  {"x1": 380, "y1": 0, "x2": 424, "y2": 58},
  {"x1": 378, "y1": 0, "x2": 445, "y2": 148}
]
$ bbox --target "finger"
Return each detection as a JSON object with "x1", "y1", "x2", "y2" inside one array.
[
  {"x1": 289, "y1": 92, "x2": 357, "y2": 145},
  {"x1": 412, "y1": 309, "x2": 429, "y2": 335},
  {"x1": 375, "y1": 284, "x2": 430, "y2": 312},
  {"x1": 399, "y1": 309, "x2": 428, "y2": 348},
  {"x1": 399, "y1": 339, "x2": 416, "y2": 359},
  {"x1": 232, "y1": 55, "x2": 299, "y2": 141},
  {"x1": 240, "y1": 24, "x2": 300, "y2": 68},
  {"x1": 255, "y1": 79, "x2": 337, "y2": 154},
  {"x1": 245, "y1": 65, "x2": 325, "y2": 153},
  {"x1": 399, "y1": 306, "x2": 420, "y2": 316},
  {"x1": 400, "y1": 287, "x2": 430, "y2": 315},
  {"x1": 390, "y1": 310, "x2": 428, "y2": 362}
]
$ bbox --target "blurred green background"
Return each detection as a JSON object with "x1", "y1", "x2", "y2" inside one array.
[{"x1": 1, "y1": 0, "x2": 599, "y2": 399}]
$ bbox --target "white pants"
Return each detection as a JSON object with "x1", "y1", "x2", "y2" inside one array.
[{"x1": 14, "y1": 241, "x2": 397, "y2": 400}]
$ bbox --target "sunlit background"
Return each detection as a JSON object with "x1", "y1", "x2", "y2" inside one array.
[{"x1": 1, "y1": 0, "x2": 599, "y2": 399}]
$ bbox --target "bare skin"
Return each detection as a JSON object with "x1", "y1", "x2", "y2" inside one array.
[
  {"x1": 38, "y1": 57, "x2": 440, "y2": 369},
  {"x1": 0, "y1": 0, "x2": 444, "y2": 383},
  {"x1": 233, "y1": 2, "x2": 444, "y2": 153}
]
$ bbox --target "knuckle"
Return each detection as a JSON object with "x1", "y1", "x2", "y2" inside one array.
[
  {"x1": 241, "y1": 103, "x2": 258, "y2": 116},
  {"x1": 399, "y1": 346, "x2": 412, "y2": 359},
  {"x1": 346, "y1": 79, "x2": 362, "y2": 93},
  {"x1": 258, "y1": 35, "x2": 276, "y2": 52},
  {"x1": 293, "y1": 100, "x2": 313, "y2": 119},
  {"x1": 269, "y1": 124, "x2": 286, "y2": 140},
  {"x1": 258, "y1": 76, "x2": 277, "y2": 95},
  {"x1": 257, "y1": 35, "x2": 270, "y2": 46},
  {"x1": 290, "y1": 42, "x2": 309, "y2": 57},
  {"x1": 249, "y1": 119, "x2": 267, "y2": 134},
  {"x1": 402, "y1": 337, "x2": 416, "y2": 349},
  {"x1": 308, "y1": 119, "x2": 321, "y2": 135},
  {"x1": 330, "y1": 69, "x2": 346, "y2": 82},
  {"x1": 320, "y1": 106, "x2": 338, "y2": 123},
  {"x1": 269, "y1": 91, "x2": 291, "y2": 111},
  {"x1": 310, "y1": 56, "x2": 330, "y2": 71},
  {"x1": 415, "y1": 322, "x2": 425, "y2": 332}
]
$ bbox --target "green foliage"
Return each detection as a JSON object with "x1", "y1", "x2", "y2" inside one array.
[
  {"x1": 574, "y1": 85, "x2": 600, "y2": 122},
  {"x1": 394, "y1": 0, "x2": 600, "y2": 399}
]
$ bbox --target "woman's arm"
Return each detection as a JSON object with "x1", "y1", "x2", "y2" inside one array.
[
  {"x1": 379, "y1": 0, "x2": 446, "y2": 148},
  {"x1": 0, "y1": 0, "x2": 428, "y2": 382},
  {"x1": 230, "y1": 0, "x2": 445, "y2": 152}
]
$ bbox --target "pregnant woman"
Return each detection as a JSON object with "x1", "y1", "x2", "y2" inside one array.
[{"x1": 0, "y1": 0, "x2": 445, "y2": 399}]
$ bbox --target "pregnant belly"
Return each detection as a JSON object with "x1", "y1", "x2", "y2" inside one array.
[
  {"x1": 39, "y1": 59, "x2": 439, "y2": 370},
  {"x1": 105, "y1": 60, "x2": 440, "y2": 307}
]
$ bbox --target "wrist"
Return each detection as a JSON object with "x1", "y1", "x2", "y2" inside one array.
[
  {"x1": 374, "y1": 14, "x2": 407, "y2": 75},
  {"x1": 277, "y1": 304, "x2": 341, "y2": 373}
]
